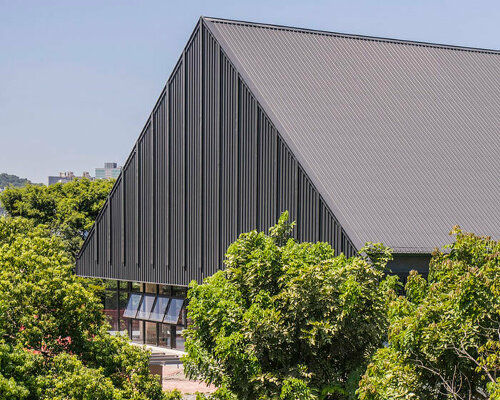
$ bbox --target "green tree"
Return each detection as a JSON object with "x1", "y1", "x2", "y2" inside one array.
[
  {"x1": 0, "y1": 178, "x2": 113, "y2": 255},
  {"x1": 358, "y1": 227, "x2": 500, "y2": 400},
  {"x1": 0, "y1": 216, "x2": 166, "y2": 399},
  {"x1": 182, "y1": 212, "x2": 399, "y2": 400}
]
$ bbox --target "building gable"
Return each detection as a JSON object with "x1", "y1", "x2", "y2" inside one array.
[{"x1": 76, "y1": 19, "x2": 356, "y2": 285}]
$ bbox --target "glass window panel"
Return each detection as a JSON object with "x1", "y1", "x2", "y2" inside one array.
[
  {"x1": 159, "y1": 285, "x2": 171, "y2": 296},
  {"x1": 104, "y1": 290, "x2": 119, "y2": 331},
  {"x1": 175, "y1": 326, "x2": 185, "y2": 351},
  {"x1": 104, "y1": 289, "x2": 118, "y2": 310},
  {"x1": 180, "y1": 302, "x2": 187, "y2": 327},
  {"x1": 105, "y1": 280, "x2": 117, "y2": 290},
  {"x1": 172, "y1": 286, "x2": 187, "y2": 297},
  {"x1": 145, "y1": 283, "x2": 157, "y2": 294},
  {"x1": 135, "y1": 294, "x2": 156, "y2": 320},
  {"x1": 145, "y1": 322, "x2": 158, "y2": 345},
  {"x1": 119, "y1": 281, "x2": 129, "y2": 290},
  {"x1": 158, "y1": 324, "x2": 171, "y2": 348},
  {"x1": 131, "y1": 282, "x2": 142, "y2": 292},
  {"x1": 119, "y1": 316, "x2": 128, "y2": 333},
  {"x1": 163, "y1": 298, "x2": 185, "y2": 324},
  {"x1": 149, "y1": 296, "x2": 170, "y2": 322},
  {"x1": 119, "y1": 292, "x2": 128, "y2": 311},
  {"x1": 118, "y1": 291, "x2": 128, "y2": 331},
  {"x1": 123, "y1": 293, "x2": 142, "y2": 318},
  {"x1": 130, "y1": 319, "x2": 143, "y2": 343}
]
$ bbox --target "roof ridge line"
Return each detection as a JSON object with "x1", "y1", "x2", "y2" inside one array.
[{"x1": 202, "y1": 16, "x2": 500, "y2": 56}]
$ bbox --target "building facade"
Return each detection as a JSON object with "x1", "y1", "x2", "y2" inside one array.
[
  {"x1": 95, "y1": 162, "x2": 122, "y2": 180},
  {"x1": 76, "y1": 18, "x2": 500, "y2": 349},
  {"x1": 48, "y1": 171, "x2": 92, "y2": 186},
  {"x1": 102, "y1": 280, "x2": 187, "y2": 350}
]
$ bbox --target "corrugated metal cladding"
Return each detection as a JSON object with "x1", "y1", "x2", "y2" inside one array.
[
  {"x1": 204, "y1": 18, "x2": 500, "y2": 253},
  {"x1": 76, "y1": 20, "x2": 356, "y2": 286}
]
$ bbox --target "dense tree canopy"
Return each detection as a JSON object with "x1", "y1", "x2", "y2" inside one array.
[
  {"x1": 0, "y1": 216, "x2": 168, "y2": 399},
  {"x1": 183, "y1": 212, "x2": 399, "y2": 400},
  {"x1": 358, "y1": 228, "x2": 500, "y2": 400},
  {"x1": 0, "y1": 216, "x2": 170, "y2": 399},
  {"x1": 0, "y1": 176, "x2": 179, "y2": 398},
  {"x1": 0, "y1": 178, "x2": 114, "y2": 255},
  {"x1": 2, "y1": 176, "x2": 497, "y2": 399}
]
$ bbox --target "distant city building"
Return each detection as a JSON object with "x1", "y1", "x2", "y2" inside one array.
[
  {"x1": 95, "y1": 162, "x2": 121, "y2": 180},
  {"x1": 48, "y1": 172, "x2": 75, "y2": 186},
  {"x1": 47, "y1": 171, "x2": 93, "y2": 186},
  {"x1": 47, "y1": 163, "x2": 120, "y2": 186}
]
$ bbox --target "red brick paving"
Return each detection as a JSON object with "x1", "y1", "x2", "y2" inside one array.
[{"x1": 161, "y1": 365, "x2": 216, "y2": 394}]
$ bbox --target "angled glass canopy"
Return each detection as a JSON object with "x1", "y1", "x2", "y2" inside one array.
[
  {"x1": 164, "y1": 298, "x2": 185, "y2": 324},
  {"x1": 149, "y1": 296, "x2": 170, "y2": 322},
  {"x1": 122, "y1": 293, "x2": 142, "y2": 318},
  {"x1": 122, "y1": 294, "x2": 185, "y2": 324},
  {"x1": 136, "y1": 294, "x2": 156, "y2": 320}
]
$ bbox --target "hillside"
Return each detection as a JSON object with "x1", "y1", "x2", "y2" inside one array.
[
  {"x1": 0, "y1": 173, "x2": 33, "y2": 189},
  {"x1": 0, "y1": 173, "x2": 38, "y2": 215}
]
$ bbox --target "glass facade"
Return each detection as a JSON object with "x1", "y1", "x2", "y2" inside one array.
[
  {"x1": 159, "y1": 324, "x2": 171, "y2": 347},
  {"x1": 103, "y1": 289, "x2": 119, "y2": 331},
  {"x1": 102, "y1": 280, "x2": 188, "y2": 350},
  {"x1": 122, "y1": 293, "x2": 142, "y2": 318},
  {"x1": 130, "y1": 319, "x2": 144, "y2": 343},
  {"x1": 135, "y1": 294, "x2": 156, "y2": 320},
  {"x1": 119, "y1": 290, "x2": 128, "y2": 331},
  {"x1": 132, "y1": 282, "x2": 142, "y2": 292},
  {"x1": 145, "y1": 283, "x2": 157, "y2": 294},
  {"x1": 176, "y1": 326, "x2": 185, "y2": 351},
  {"x1": 145, "y1": 322, "x2": 158, "y2": 345},
  {"x1": 95, "y1": 163, "x2": 121, "y2": 180},
  {"x1": 164, "y1": 298, "x2": 185, "y2": 324},
  {"x1": 150, "y1": 296, "x2": 170, "y2": 322}
]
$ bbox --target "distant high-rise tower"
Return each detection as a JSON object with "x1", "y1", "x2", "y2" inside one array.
[{"x1": 95, "y1": 162, "x2": 121, "y2": 180}]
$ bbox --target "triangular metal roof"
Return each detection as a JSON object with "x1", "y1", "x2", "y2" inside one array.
[{"x1": 204, "y1": 17, "x2": 500, "y2": 253}]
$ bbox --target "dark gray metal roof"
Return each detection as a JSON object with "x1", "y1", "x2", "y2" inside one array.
[{"x1": 204, "y1": 17, "x2": 500, "y2": 253}]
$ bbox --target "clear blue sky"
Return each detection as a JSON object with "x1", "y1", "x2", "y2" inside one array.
[{"x1": 1, "y1": 0, "x2": 499, "y2": 184}]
